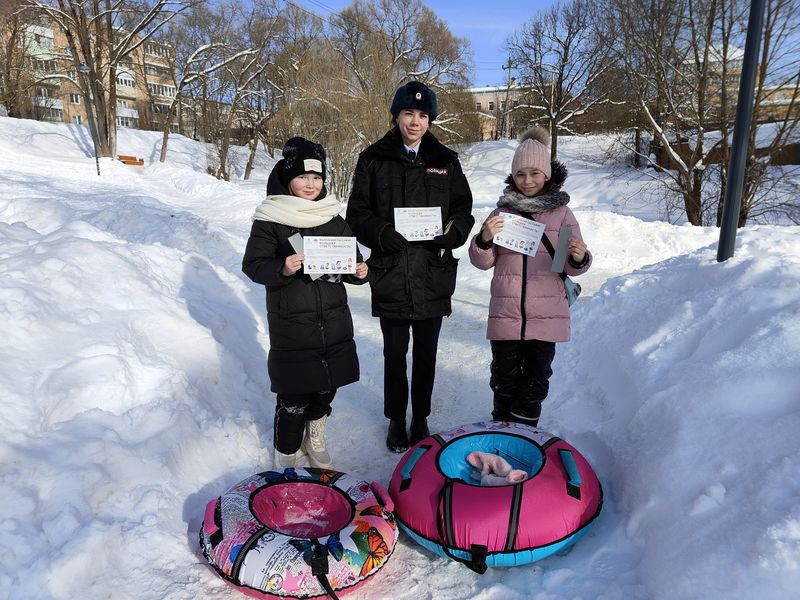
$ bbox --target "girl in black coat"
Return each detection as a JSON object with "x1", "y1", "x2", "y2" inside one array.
[
  {"x1": 346, "y1": 81, "x2": 474, "y2": 453},
  {"x1": 242, "y1": 137, "x2": 368, "y2": 469}
]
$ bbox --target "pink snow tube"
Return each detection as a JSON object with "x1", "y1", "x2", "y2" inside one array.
[
  {"x1": 388, "y1": 421, "x2": 602, "y2": 571},
  {"x1": 200, "y1": 467, "x2": 398, "y2": 598}
]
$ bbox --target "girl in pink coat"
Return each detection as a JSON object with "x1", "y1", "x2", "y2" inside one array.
[{"x1": 469, "y1": 127, "x2": 591, "y2": 427}]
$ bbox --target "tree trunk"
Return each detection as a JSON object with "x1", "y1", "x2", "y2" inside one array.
[
  {"x1": 159, "y1": 119, "x2": 172, "y2": 163},
  {"x1": 551, "y1": 129, "x2": 558, "y2": 161},
  {"x1": 159, "y1": 98, "x2": 180, "y2": 163},
  {"x1": 215, "y1": 98, "x2": 239, "y2": 180},
  {"x1": 716, "y1": 167, "x2": 727, "y2": 227},
  {"x1": 244, "y1": 135, "x2": 258, "y2": 180},
  {"x1": 683, "y1": 171, "x2": 703, "y2": 225}
]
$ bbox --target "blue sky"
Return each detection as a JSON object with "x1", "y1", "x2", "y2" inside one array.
[{"x1": 293, "y1": 0, "x2": 557, "y2": 87}]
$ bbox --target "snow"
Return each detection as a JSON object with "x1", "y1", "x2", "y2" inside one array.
[{"x1": 1, "y1": 116, "x2": 799, "y2": 600}]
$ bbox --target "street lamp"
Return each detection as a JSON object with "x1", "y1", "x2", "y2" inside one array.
[{"x1": 77, "y1": 64, "x2": 100, "y2": 176}]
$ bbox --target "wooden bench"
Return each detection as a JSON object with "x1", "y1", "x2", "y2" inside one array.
[{"x1": 117, "y1": 154, "x2": 144, "y2": 166}]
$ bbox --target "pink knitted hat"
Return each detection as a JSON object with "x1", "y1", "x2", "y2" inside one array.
[{"x1": 511, "y1": 126, "x2": 551, "y2": 180}]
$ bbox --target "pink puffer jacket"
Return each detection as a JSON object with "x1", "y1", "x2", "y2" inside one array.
[{"x1": 469, "y1": 205, "x2": 591, "y2": 342}]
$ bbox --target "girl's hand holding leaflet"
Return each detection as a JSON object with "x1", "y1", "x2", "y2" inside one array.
[
  {"x1": 481, "y1": 215, "x2": 505, "y2": 242},
  {"x1": 355, "y1": 262, "x2": 369, "y2": 279},
  {"x1": 282, "y1": 253, "x2": 305, "y2": 276}
]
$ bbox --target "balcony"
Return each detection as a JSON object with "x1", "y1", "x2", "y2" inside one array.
[
  {"x1": 117, "y1": 106, "x2": 140, "y2": 119},
  {"x1": 34, "y1": 96, "x2": 64, "y2": 109}
]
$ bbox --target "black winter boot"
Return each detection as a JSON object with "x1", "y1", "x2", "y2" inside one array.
[
  {"x1": 386, "y1": 419, "x2": 409, "y2": 453},
  {"x1": 409, "y1": 417, "x2": 429, "y2": 445},
  {"x1": 510, "y1": 402, "x2": 541, "y2": 428}
]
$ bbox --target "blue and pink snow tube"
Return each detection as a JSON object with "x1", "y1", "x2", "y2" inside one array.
[{"x1": 388, "y1": 421, "x2": 603, "y2": 571}]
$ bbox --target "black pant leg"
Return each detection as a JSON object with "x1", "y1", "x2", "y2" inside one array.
[
  {"x1": 380, "y1": 318, "x2": 411, "y2": 420},
  {"x1": 409, "y1": 317, "x2": 443, "y2": 420},
  {"x1": 274, "y1": 393, "x2": 311, "y2": 454},
  {"x1": 306, "y1": 389, "x2": 335, "y2": 422},
  {"x1": 511, "y1": 340, "x2": 556, "y2": 426},
  {"x1": 489, "y1": 340, "x2": 523, "y2": 421}
]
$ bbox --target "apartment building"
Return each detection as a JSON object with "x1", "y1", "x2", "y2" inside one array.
[
  {"x1": 759, "y1": 83, "x2": 800, "y2": 122},
  {"x1": 21, "y1": 20, "x2": 177, "y2": 131},
  {"x1": 469, "y1": 85, "x2": 525, "y2": 140}
]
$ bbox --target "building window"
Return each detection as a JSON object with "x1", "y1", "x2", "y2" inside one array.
[
  {"x1": 144, "y1": 43, "x2": 170, "y2": 59},
  {"x1": 44, "y1": 107, "x2": 63, "y2": 122},
  {"x1": 501, "y1": 101, "x2": 507, "y2": 110},
  {"x1": 476, "y1": 102, "x2": 482, "y2": 111},
  {"x1": 70, "y1": 93, "x2": 81, "y2": 104},
  {"x1": 488, "y1": 101, "x2": 495, "y2": 111},
  {"x1": 36, "y1": 59, "x2": 57, "y2": 73},
  {"x1": 117, "y1": 76, "x2": 135, "y2": 87},
  {"x1": 513, "y1": 99, "x2": 519, "y2": 107},
  {"x1": 116, "y1": 116, "x2": 138, "y2": 128},
  {"x1": 146, "y1": 63, "x2": 169, "y2": 77},
  {"x1": 34, "y1": 34, "x2": 54, "y2": 49},
  {"x1": 148, "y1": 83, "x2": 176, "y2": 98},
  {"x1": 73, "y1": 115, "x2": 82, "y2": 124}
]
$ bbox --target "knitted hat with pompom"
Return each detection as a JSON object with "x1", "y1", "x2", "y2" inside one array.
[{"x1": 511, "y1": 126, "x2": 551, "y2": 180}]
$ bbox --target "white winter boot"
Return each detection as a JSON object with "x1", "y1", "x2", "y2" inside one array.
[
  {"x1": 302, "y1": 415, "x2": 334, "y2": 469},
  {"x1": 273, "y1": 446, "x2": 309, "y2": 470},
  {"x1": 273, "y1": 448, "x2": 297, "y2": 469}
]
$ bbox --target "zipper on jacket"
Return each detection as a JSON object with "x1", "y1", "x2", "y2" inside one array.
[
  {"x1": 402, "y1": 159, "x2": 413, "y2": 318},
  {"x1": 313, "y1": 282, "x2": 331, "y2": 386},
  {"x1": 518, "y1": 211, "x2": 539, "y2": 340},
  {"x1": 519, "y1": 252, "x2": 528, "y2": 340},
  {"x1": 313, "y1": 283, "x2": 326, "y2": 349}
]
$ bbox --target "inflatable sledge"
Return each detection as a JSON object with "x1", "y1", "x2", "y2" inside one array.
[
  {"x1": 200, "y1": 467, "x2": 398, "y2": 598},
  {"x1": 388, "y1": 421, "x2": 602, "y2": 572}
]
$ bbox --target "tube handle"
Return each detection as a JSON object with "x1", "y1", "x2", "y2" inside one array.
[
  {"x1": 370, "y1": 481, "x2": 395, "y2": 513},
  {"x1": 558, "y1": 449, "x2": 582, "y2": 500}
]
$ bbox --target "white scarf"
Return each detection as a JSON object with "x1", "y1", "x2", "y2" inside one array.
[{"x1": 252, "y1": 194, "x2": 342, "y2": 227}]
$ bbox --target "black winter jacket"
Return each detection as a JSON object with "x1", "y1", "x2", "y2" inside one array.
[
  {"x1": 346, "y1": 128, "x2": 474, "y2": 320},
  {"x1": 242, "y1": 215, "x2": 365, "y2": 395}
]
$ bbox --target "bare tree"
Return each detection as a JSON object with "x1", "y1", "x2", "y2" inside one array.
[
  {"x1": 205, "y1": 0, "x2": 282, "y2": 180},
  {"x1": 156, "y1": 1, "x2": 258, "y2": 163},
  {"x1": 0, "y1": 0, "x2": 39, "y2": 118},
  {"x1": 607, "y1": 0, "x2": 799, "y2": 225},
  {"x1": 30, "y1": 0, "x2": 197, "y2": 158},
  {"x1": 507, "y1": 0, "x2": 613, "y2": 159},
  {"x1": 721, "y1": 0, "x2": 800, "y2": 225},
  {"x1": 319, "y1": 0, "x2": 471, "y2": 197}
]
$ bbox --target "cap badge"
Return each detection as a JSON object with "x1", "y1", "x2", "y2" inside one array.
[{"x1": 415, "y1": 92, "x2": 422, "y2": 100}]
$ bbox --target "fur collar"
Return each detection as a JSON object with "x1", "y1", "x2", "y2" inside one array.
[
  {"x1": 497, "y1": 185, "x2": 570, "y2": 213},
  {"x1": 499, "y1": 160, "x2": 569, "y2": 212},
  {"x1": 361, "y1": 128, "x2": 456, "y2": 168}
]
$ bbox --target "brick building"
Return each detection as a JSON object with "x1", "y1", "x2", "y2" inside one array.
[{"x1": 20, "y1": 20, "x2": 177, "y2": 132}]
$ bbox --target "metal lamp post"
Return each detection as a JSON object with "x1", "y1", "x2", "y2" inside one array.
[
  {"x1": 717, "y1": 0, "x2": 766, "y2": 261},
  {"x1": 77, "y1": 64, "x2": 101, "y2": 176}
]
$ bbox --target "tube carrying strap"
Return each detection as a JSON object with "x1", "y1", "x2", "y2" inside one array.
[
  {"x1": 309, "y1": 540, "x2": 340, "y2": 600},
  {"x1": 435, "y1": 479, "x2": 489, "y2": 574}
]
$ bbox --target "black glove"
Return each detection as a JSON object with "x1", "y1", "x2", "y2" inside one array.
[
  {"x1": 431, "y1": 227, "x2": 460, "y2": 249},
  {"x1": 380, "y1": 226, "x2": 409, "y2": 253}
]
